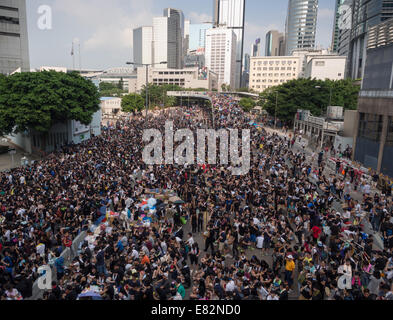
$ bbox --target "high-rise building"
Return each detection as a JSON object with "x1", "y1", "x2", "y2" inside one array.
[
  {"x1": 285, "y1": 0, "x2": 319, "y2": 55},
  {"x1": 331, "y1": 0, "x2": 346, "y2": 52},
  {"x1": 278, "y1": 35, "x2": 286, "y2": 56},
  {"x1": 353, "y1": 18, "x2": 393, "y2": 176},
  {"x1": 244, "y1": 53, "x2": 250, "y2": 73},
  {"x1": 133, "y1": 26, "x2": 153, "y2": 66},
  {"x1": 205, "y1": 28, "x2": 237, "y2": 89},
  {"x1": 0, "y1": 0, "x2": 30, "y2": 74},
  {"x1": 241, "y1": 53, "x2": 250, "y2": 88},
  {"x1": 213, "y1": 0, "x2": 246, "y2": 88},
  {"x1": 188, "y1": 23, "x2": 212, "y2": 52},
  {"x1": 265, "y1": 31, "x2": 284, "y2": 56},
  {"x1": 336, "y1": 0, "x2": 352, "y2": 58},
  {"x1": 347, "y1": 0, "x2": 393, "y2": 80},
  {"x1": 184, "y1": 20, "x2": 190, "y2": 57},
  {"x1": 152, "y1": 17, "x2": 169, "y2": 69},
  {"x1": 251, "y1": 38, "x2": 261, "y2": 57},
  {"x1": 164, "y1": 8, "x2": 185, "y2": 69}
]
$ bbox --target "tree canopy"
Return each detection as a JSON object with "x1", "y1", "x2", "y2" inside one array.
[
  {"x1": 239, "y1": 97, "x2": 256, "y2": 113},
  {"x1": 258, "y1": 78, "x2": 360, "y2": 124},
  {"x1": 0, "y1": 71, "x2": 100, "y2": 136},
  {"x1": 121, "y1": 93, "x2": 144, "y2": 114},
  {"x1": 140, "y1": 84, "x2": 183, "y2": 107},
  {"x1": 99, "y1": 81, "x2": 127, "y2": 97}
]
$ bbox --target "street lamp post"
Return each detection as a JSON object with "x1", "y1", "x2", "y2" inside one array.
[{"x1": 126, "y1": 61, "x2": 167, "y2": 121}]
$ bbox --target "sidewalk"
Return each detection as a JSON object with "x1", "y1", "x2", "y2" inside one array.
[
  {"x1": 265, "y1": 127, "x2": 384, "y2": 250},
  {"x1": 0, "y1": 139, "x2": 41, "y2": 172}
]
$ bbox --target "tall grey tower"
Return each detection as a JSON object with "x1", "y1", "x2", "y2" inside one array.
[
  {"x1": 0, "y1": 0, "x2": 30, "y2": 74},
  {"x1": 163, "y1": 8, "x2": 185, "y2": 69},
  {"x1": 213, "y1": 0, "x2": 246, "y2": 89},
  {"x1": 285, "y1": 0, "x2": 318, "y2": 55}
]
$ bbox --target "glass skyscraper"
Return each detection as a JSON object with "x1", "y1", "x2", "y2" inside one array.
[
  {"x1": 332, "y1": 0, "x2": 346, "y2": 52},
  {"x1": 347, "y1": 0, "x2": 393, "y2": 79},
  {"x1": 164, "y1": 8, "x2": 185, "y2": 69},
  {"x1": 284, "y1": 0, "x2": 319, "y2": 56}
]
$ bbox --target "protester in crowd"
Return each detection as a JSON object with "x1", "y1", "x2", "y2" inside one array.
[{"x1": 0, "y1": 95, "x2": 392, "y2": 301}]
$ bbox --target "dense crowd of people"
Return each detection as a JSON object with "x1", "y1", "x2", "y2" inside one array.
[{"x1": 0, "y1": 93, "x2": 393, "y2": 301}]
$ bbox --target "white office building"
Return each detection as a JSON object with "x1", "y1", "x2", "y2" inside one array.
[
  {"x1": 0, "y1": 0, "x2": 30, "y2": 74},
  {"x1": 292, "y1": 49, "x2": 331, "y2": 78},
  {"x1": 213, "y1": 0, "x2": 245, "y2": 89},
  {"x1": 305, "y1": 55, "x2": 347, "y2": 80},
  {"x1": 100, "y1": 97, "x2": 122, "y2": 117},
  {"x1": 133, "y1": 26, "x2": 153, "y2": 66},
  {"x1": 205, "y1": 28, "x2": 237, "y2": 89},
  {"x1": 131, "y1": 67, "x2": 218, "y2": 93},
  {"x1": 249, "y1": 56, "x2": 301, "y2": 93},
  {"x1": 153, "y1": 17, "x2": 169, "y2": 69}
]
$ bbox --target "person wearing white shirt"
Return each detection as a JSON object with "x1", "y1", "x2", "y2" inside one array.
[
  {"x1": 256, "y1": 234, "x2": 264, "y2": 249},
  {"x1": 267, "y1": 293, "x2": 279, "y2": 300},
  {"x1": 363, "y1": 183, "x2": 371, "y2": 195},
  {"x1": 160, "y1": 241, "x2": 167, "y2": 254},
  {"x1": 131, "y1": 248, "x2": 139, "y2": 260},
  {"x1": 225, "y1": 279, "x2": 235, "y2": 292},
  {"x1": 85, "y1": 233, "x2": 96, "y2": 250},
  {"x1": 186, "y1": 233, "x2": 194, "y2": 247}
]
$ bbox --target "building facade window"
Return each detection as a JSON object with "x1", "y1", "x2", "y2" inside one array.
[{"x1": 358, "y1": 113, "x2": 383, "y2": 142}]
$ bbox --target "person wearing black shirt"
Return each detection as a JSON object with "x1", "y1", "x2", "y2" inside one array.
[
  {"x1": 204, "y1": 226, "x2": 215, "y2": 255},
  {"x1": 63, "y1": 285, "x2": 77, "y2": 300},
  {"x1": 197, "y1": 211, "x2": 204, "y2": 233}
]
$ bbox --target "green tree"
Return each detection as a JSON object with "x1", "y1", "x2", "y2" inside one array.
[
  {"x1": 140, "y1": 84, "x2": 183, "y2": 108},
  {"x1": 0, "y1": 71, "x2": 100, "y2": 137},
  {"x1": 239, "y1": 97, "x2": 256, "y2": 112},
  {"x1": 117, "y1": 77, "x2": 124, "y2": 90},
  {"x1": 99, "y1": 82, "x2": 117, "y2": 91},
  {"x1": 99, "y1": 81, "x2": 127, "y2": 97},
  {"x1": 0, "y1": 74, "x2": 14, "y2": 136},
  {"x1": 221, "y1": 83, "x2": 231, "y2": 92},
  {"x1": 259, "y1": 78, "x2": 360, "y2": 124},
  {"x1": 121, "y1": 93, "x2": 144, "y2": 114},
  {"x1": 165, "y1": 96, "x2": 177, "y2": 107}
]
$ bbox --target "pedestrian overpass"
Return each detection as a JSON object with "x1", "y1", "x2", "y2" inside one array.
[
  {"x1": 166, "y1": 90, "x2": 259, "y2": 103},
  {"x1": 166, "y1": 91, "x2": 212, "y2": 105}
]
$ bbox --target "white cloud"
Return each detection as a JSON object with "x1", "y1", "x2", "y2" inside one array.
[
  {"x1": 188, "y1": 11, "x2": 212, "y2": 24},
  {"x1": 53, "y1": 0, "x2": 155, "y2": 53}
]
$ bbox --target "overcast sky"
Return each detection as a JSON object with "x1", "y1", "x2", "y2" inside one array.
[{"x1": 26, "y1": 0, "x2": 335, "y2": 70}]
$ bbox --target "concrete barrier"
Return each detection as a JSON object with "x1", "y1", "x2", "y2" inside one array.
[{"x1": 28, "y1": 230, "x2": 87, "y2": 300}]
